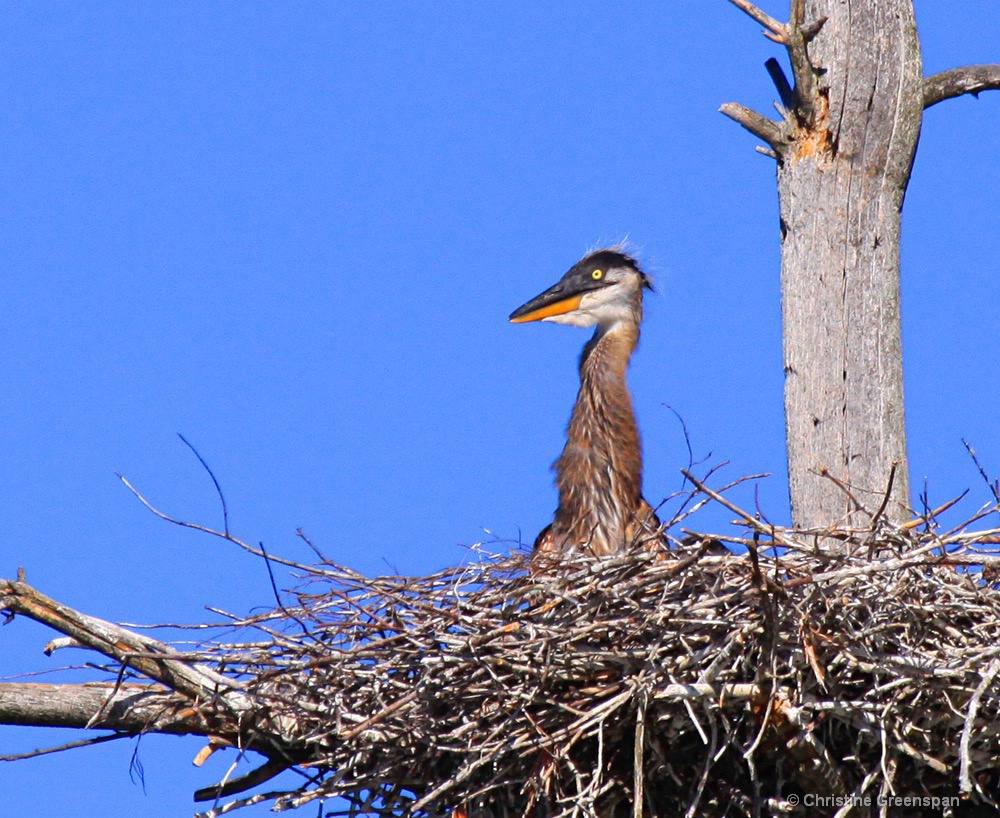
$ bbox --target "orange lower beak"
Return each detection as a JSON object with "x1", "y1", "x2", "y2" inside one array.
[{"x1": 509, "y1": 294, "x2": 582, "y2": 323}]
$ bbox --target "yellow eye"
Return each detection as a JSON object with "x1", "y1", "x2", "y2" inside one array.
[{"x1": 591, "y1": 269, "x2": 604, "y2": 280}]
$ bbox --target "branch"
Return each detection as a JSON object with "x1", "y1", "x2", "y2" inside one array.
[
  {"x1": 726, "y1": 0, "x2": 787, "y2": 42},
  {"x1": 194, "y1": 757, "x2": 291, "y2": 802},
  {"x1": 723, "y1": 0, "x2": 828, "y2": 148},
  {"x1": 0, "y1": 680, "x2": 281, "y2": 803},
  {"x1": 0, "y1": 577, "x2": 244, "y2": 706},
  {"x1": 783, "y1": 0, "x2": 824, "y2": 127},
  {"x1": 718, "y1": 103, "x2": 787, "y2": 153},
  {"x1": 0, "y1": 682, "x2": 210, "y2": 735},
  {"x1": 924, "y1": 64, "x2": 1000, "y2": 109},
  {"x1": 765, "y1": 57, "x2": 797, "y2": 111}
]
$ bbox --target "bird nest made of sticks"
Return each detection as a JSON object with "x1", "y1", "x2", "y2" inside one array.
[{"x1": 174, "y1": 499, "x2": 1000, "y2": 818}]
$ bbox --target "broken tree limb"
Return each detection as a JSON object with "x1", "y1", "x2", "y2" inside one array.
[
  {"x1": 718, "y1": 102, "x2": 788, "y2": 153},
  {"x1": 0, "y1": 681, "x2": 208, "y2": 735},
  {"x1": 0, "y1": 577, "x2": 244, "y2": 703},
  {"x1": 924, "y1": 64, "x2": 1000, "y2": 108}
]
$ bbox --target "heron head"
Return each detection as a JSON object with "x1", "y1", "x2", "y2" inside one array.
[{"x1": 509, "y1": 248, "x2": 652, "y2": 330}]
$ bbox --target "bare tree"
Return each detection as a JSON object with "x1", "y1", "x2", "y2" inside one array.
[{"x1": 722, "y1": 0, "x2": 1000, "y2": 530}]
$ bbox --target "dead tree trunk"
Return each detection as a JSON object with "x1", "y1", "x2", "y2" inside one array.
[
  {"x1": 722, "y1": 0, "x2": 1000, "y2": 532},
  {"x1": 777, "y1": 1, "x2": 921, "y2": 530}
]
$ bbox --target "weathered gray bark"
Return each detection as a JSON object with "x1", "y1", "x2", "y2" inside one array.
[
  {"x1": 0, "y1": 682, "x2": 204, "y2": 734},
  {"x1": 779, "y1": 1, "x2": 922, "y2": 529},
  {"x1": 723, "y1": 1, "x2": 926, "y2": 531}
]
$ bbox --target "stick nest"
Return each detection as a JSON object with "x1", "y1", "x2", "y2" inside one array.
[{"x1": 190, "y1": 505, "x2": 1000, "y2": 818}]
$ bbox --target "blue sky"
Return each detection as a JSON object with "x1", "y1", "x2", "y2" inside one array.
[{"x1": 2, "y1": 3, "x2": 997, "y2": 815}]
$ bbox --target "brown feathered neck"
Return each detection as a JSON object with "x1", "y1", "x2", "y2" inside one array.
[
  {"x1": 579, "y1": 319, "x2": 640, "y2": 379},
  {"x1": 550, "y1": 320, "x2": 644, "y2": 555}
]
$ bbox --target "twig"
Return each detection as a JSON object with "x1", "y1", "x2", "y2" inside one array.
[
  {"x1": 633, "y1": 688, "x2": 645, "y2": 818},
  {"x1": 870, "y1": 461, "x2": 899, "y2": 529},
  {"x1": 178, "y1": 433, "x2": 231, "y2": 536},
  {"x1": 195, "y1": 789, "x2": 294, "y2": 818},
  {"x1": 116, "y1": 474, "x2": 325, "y2": 576},
  {"x1": 680, "y1": 469, "x2": 792, "y2": 548},
  {"x1": 0, "y1": 731, "x2": 126, "y2": 761},
  {"x1": 959, "y1": 656, "x2": 1000, "y2": 796},
  {"x1": 816, "y1": 466, "x2": 869, "y2": 518},
  {"x1": 962, "y1": 438, "x2": 1000, "y2": 505},
  {"x1": 900, "y1": 490, "x2": 969, "y2": 531}
]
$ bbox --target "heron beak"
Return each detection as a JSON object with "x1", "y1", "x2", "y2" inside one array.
[
  {"x1": 510, "y1": 275, "x2": 589, "y2": 323},
  {"x1": 509, "y1": 293, "x2": 583, "y2": 323}
]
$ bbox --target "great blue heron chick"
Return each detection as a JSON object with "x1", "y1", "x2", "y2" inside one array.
[{"x1": 510, "y1": 248, "x2": 664, "y2": 559}]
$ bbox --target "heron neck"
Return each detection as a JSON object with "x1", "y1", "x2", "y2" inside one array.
[
  {"x1": 576, "y1": 322, "x2": 641, "y2": 468},
  {"x1": 579, "y1": 320, "x2": 639, "y2": 381},
  {"x1": 555, "y1": 320, "x2": 643, "y2": 521}
]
